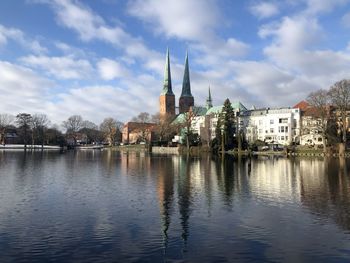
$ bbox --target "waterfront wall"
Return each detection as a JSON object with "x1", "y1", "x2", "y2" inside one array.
[{"x1": 152, "y1": 146, "x2": 179, "y2": 154}]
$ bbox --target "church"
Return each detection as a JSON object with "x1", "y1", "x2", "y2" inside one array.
[{"x1": 159, "y1": 49, "x2": 195, "y2": 117}]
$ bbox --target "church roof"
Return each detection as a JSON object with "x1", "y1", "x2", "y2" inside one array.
[
  {"x1": 206, "y1": 101, "x2": 247, "y2": 115},
  {"x1": 161, "y1": 48, "x2": 174, "y2": 96}
]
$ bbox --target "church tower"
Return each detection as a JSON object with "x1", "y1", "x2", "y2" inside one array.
[
  {"x1": 179, "y1": 52, "x2": 194, "y2": 113},
  {"x1": 206, "y1": 86, "x2": 213, "y2": 109},
  {"x1": 159, "y1": 48, "x2": 175, "y2": 118}
]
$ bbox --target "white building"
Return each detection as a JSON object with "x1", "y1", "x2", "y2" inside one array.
[
  {"x1": 240, "y1": 108, "x2": 301, "y2": 146},
  {"x1": 191, "y1": 102, "x2": 247, "y2": 143}
]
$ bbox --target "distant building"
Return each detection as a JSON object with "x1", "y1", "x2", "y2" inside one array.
[
  {"x1": 179, "y1": 52, "x2": 194, "y2": 114},
  {"x1": 159, "y1": 48, "x2": 176, "y2": 118},
  {"x1": 122, "y1": 122, "x2": 156, "y2": 144},
  {"x1": 240, "y1": 107, "x2": 301, "y2": 146},
  {"x1": 159, "y1": 49, "x2": 194, "y2": 118}
]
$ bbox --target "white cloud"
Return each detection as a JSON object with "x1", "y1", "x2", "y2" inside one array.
[
  {"x1": 0, "y1": 24, "x2": 47, "y2": 54},
  {"x1": 0, "y1": 59, "x2": 162, "y2": 125},
  {"x1": 250, "y1": 2, "x2": 279, "y2": 19},
  {"x1": 259, "y1": 16, "x2": 323, "y2": 52},
  {"x1": 0, "y1": 61, "x2": 53, "y2": 115},
  {"x1": 20, "y1": 55, "x2": 93, "y2": 79},
  {"x1": 304, "y1": 0, "x2": 349, "y2": 15},
  {"x1": 127, "y1": 0, "x2": 249, "y2": 66},
  {"x1": 44, "y1": 0, "x2": 165, "y2": 76},
  {"x1": 97, "y1": 58, "x2": 130, "y2": 80},
  {"x1": 342, "y1": 12, "x2": 350, "y2": 28},
  {"x1": 127, "y1": 0, "x2": 220, "y2": 41}
]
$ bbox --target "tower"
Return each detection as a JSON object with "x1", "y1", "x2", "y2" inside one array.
[
  {"x1": 159, "y1": 48, "x2": 175, "y2": 118},
  {"x1": 179, "y1": 52, "x2": 194, "y2": 113},
  {"x1": 206, "y1": 86, "x2": 213, "y2": 109}
]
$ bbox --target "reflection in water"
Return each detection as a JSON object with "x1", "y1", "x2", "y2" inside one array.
[
  {"x1": 177, "y1": 155, "x2": 192, "y2": 245},
  {"x1": 156, "y1": 156, "x2": 174, "y2": 252},
  {"x1": 0, "y1": 151, "x2": 349, "y2": 262}
]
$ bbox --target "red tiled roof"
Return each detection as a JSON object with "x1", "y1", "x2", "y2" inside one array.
[{"x1": 293, "y1": 100, "x2": 309, "y2": 111}]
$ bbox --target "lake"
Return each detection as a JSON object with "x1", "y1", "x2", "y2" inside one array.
[{"x1": 0, "y1": 150, "x2": 349, "y2": 262}]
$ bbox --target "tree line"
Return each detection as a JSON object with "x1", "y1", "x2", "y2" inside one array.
[{"x1": 0, "y1": 113, "x2": 123, "y2": 148}]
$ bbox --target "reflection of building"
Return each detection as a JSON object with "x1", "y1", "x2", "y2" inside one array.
[
  {"x1": 156, "y1": 157, "x2": 175, "y2": 249},
  {"x1": 299, "y1": 158, "x2": 350, "y2": 231},
  {"x1": 177, "y1": 156, "x2": 192, "y2": 242}
]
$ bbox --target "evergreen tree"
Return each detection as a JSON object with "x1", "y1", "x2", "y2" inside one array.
[{"x1": 222, "y1": 98, "x2": 236, "y2": 150}]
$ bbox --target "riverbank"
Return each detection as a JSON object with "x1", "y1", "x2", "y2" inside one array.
[{"x1": 0, "y1": 144, "x2": 62, "y2": 150}]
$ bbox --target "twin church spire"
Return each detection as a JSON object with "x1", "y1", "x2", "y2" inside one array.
[
  {"x1": 159, "y1": 49, "x2": 194, "y2": 117},
  {"x1": 161, "y1": 48, "x2": 174, "y2": 96}
]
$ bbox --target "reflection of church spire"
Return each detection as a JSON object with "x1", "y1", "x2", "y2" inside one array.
[
  {"x1": 156, "y1": 157, "x2": 174, "y2": 252},
  {"x1": 177, "y1": 156, "x2": 192, "y2": 246}
]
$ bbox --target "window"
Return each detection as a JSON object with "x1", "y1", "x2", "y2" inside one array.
[
  {"x1": 318, "y1": 137, "x2": 322, "y2": 142},
  {"x1": 285, "y1": 126, "x2": 288, "y2": 133},
  {"x1": 279, "y1": 118, "x2": 288, "y2": 123},
  {"x1": 286, "y1": 136, "x2": 288, "y2": 141},
  {"x1": 279, "y1": 126, "x2": 285, "y2": 133},
  {"x1": 270, "y1": 128, "x2": 274, "y2": 133},
  {"x1": 281, "y1": 136, "x2": 285, "y2": 140},
  {"x1": 270, "y1": 119, "x2": 274, "y2": 124}
]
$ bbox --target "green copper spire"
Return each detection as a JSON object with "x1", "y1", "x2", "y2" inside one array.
[
  {"x1": 161, "y1": 48, "x2": 174, "y2": 95},
  {"x1": 180, "y1": 51, "x2": 192, "y2": 97},
  {"x1": 206, "y1": 86, "x2": 213, "y2": 109}
]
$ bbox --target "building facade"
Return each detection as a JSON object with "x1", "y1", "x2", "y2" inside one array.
[{"x1": 240, "y1": 108, "x2": 301, "y2": 146}]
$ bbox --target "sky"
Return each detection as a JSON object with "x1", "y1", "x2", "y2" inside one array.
[{"x1": 1, "y1": 0, "x2": 350, "y2": 126}]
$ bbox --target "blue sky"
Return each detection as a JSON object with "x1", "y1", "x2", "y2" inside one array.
[{"x1": 1, "y1": 0, "x2": 350, "y2": 125}]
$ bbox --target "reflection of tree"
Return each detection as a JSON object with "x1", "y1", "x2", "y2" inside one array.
[
  {"x1": 215, "y1": 155, "x2": 235, "y2": 207},
  {"x1": 202, "y1": 155, "x2": 214, "y2": 216},
  {"x1": 156, "y1": 157, "x2": 174, "y2": 252},
  {"x1": 299, "y1": 158, "x2": 350, "y2": 231}
]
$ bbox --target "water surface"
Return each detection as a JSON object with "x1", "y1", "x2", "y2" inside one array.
[{"x1": 0, "y1": 150, "x2": 349, "y2": 262}]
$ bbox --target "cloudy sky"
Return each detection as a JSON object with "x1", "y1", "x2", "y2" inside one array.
[{"x1": 1, "y1": 0, "x2": 350, "y2": 125}]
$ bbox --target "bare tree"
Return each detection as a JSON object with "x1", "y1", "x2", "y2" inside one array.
[
  {"x1": 131, "y1": 112, "x2": 155, "y2": 144},
  {"x1": 181, "y1": 107, "x2": 200, "y2": 151},
  {"x1": 31, "y1": 114, "x2": 50, "y2": 148},
  {"x1": 152, "y1": 113, "x2": 176, "y2": 145},
  {"x1": 62, "y1": 115, "x2": 84, "y2": 145},
  {"x1": 16, "y1": 113, "x2": 32, "y2": 148},
  {"x1": 0, "y1": 114, "x2": 14, "y2": 145},
  {"x1": 132, "y1": 112, "x2": 151, "y2": 123},
  {"x1": 306, "y1": 89, "x2": 330, "y2": 150},
  {"x1": 100, "y1": 118, "x2": 122, "y2": 146},
  {"x1": 81, "y1": 120, "x2": 100, "y2": 144},
  {"x1": 328, "y1": 79, "x2": 350, "y2": 145}
]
